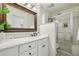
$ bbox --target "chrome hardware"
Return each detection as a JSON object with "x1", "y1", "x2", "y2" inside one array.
[{"x1": 42, "y1": 45, "x2": 46, "y2": 47}]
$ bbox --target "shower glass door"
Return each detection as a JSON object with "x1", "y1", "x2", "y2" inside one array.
[{"x1": 56, "y1": 13, "x2": 72, "y2": 55}]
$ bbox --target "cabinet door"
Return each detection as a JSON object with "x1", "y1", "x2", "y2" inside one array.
[
  {"x1": 38, "y1": 42, "x2": 48, "y2": 56},
  {"x1": 20, "y1": 41, "x2": 36, "y2": 53},
  {"x1": 0, "y1": 46, "x2": 18, "y2": 56},
  {"x1": 20, "y1": 48, "x2": 37, "y2": 56}
]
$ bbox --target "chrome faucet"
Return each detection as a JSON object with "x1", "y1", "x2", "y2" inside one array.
[{"x1": 30, "y1": 32, "x2": 38, "y2": 37}]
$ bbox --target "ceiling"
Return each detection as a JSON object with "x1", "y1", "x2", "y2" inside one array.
[{"x1": 41, "y1": 3, "x2": 79, "y2": 13}]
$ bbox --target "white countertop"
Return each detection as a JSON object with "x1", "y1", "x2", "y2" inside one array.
[{"x1": 0, "y1": 35, "x2": 48, "y2": 50}]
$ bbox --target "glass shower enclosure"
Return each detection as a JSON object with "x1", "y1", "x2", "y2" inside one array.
[{"x1": 55, "y1": 11, "x2": 79, "y2": 56}]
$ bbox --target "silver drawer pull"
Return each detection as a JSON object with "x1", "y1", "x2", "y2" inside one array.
[
  {"x1": 42, "y1": 45, "x2": 46, "y2": 47},
  {"x1": 29, "y1": 53, "x2": 31, "y2": 55},
  {"x1": 29, "y1": 45, "x2": 31, "y2": 48}
]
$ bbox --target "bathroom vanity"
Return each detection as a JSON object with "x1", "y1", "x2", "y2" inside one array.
[
  {"x1": 0, "y1": 3, "x2": 49, "y2": 56},
  {"x1": 0, "y1": 35, "x2": 49, "y2": 56}
]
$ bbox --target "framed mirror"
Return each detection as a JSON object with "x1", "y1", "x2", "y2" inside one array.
[{"x1": 2, "y1": 3, "x2": 37, "y2": 32}]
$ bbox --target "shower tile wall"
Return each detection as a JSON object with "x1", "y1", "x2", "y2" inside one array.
[
  {"x1": 72, "y1": 11, "x2": 79, "y2": 55},
  {"x1": 72, "y1": 45, "x2": 79, "y2": 56},
  {"x1": 73, "y1": 12, "x2": 79, "y2": 44}
]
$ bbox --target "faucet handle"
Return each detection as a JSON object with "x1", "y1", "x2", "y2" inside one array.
[{"x1": 30, "y1": 32, "x2": 38, "y2": 37}]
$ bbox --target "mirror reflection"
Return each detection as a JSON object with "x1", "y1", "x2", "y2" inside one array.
[{"x1": 6, "y1": 4, "x2": 35, "y2": 28}]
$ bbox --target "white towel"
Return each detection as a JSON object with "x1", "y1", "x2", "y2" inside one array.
[{"x1": 40, "y1": 22, "x2": 57, "y2": 56}]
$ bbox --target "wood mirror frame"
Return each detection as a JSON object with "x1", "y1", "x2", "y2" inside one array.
[
  {"x1": 0, "y1": 4, "x2": 5, "y2": 23},
  {"x1": 2, "y1": 3, "x2": 37, "y2": 32}
]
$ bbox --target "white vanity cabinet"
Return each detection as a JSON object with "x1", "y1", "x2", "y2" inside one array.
[
  {"x1": 37, "y1": 38, "x2": 48, "y2": 56},
  {"x1": 0, "y1": 35, "x2": 48, "y2": 56},
  {"x1": 0, "y1": 46, "x2": 18, "y2": 56},
  {"x1": 19, "y1": 37, "x2": 48, "y2": 56}
]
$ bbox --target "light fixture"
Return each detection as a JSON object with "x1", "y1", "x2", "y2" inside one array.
[
  {"x1": 42, "y1": 3, "x2": 54, "y2": 8},
  {"x1": 21, "y1": 3, "x2": 37, "y2": 12},
  {"x1": 26, "y1": 3, "x2": 32, "y2": 9},
  {"x1": 32, "y1": 6, "x2": 37, "y2": 11}
]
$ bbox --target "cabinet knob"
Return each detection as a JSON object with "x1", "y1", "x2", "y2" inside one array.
[
  {"x1": 29, "y1": 53, "x2": 31, "y2": 55},
  {"x1": 42, "y1": 45, "x2": 46, "y2": 47},
  {"x1": 29, "y1": 45, "x2": 31, "y2": 48}
]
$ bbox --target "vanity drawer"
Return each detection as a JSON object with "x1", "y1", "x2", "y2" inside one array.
[
  {"x1": 20, "y1": 51, "x2": 28, "y2": 56},
  {"x1": 20, "y1": 48, "x2": 37, "y2": 56},
  {"x1": 28, "y1": 48, "x2": 37, "y2": 56},
  {"x1": 20, "y1": 41, "x2": 37, "y2": 53},
  {"x1": 38, "y1": 38, "x2": 48, "y2": 45}
]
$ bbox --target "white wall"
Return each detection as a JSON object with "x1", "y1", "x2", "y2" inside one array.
[{"x1": 38, "y1": 4, "x2": 50, "y2": 25}]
